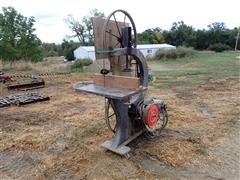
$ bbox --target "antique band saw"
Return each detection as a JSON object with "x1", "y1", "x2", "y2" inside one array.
[{"x1": 74, "y1": 9, "x2": 168, "y2": 157}]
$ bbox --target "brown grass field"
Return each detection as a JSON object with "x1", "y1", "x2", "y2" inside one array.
[{"x1": 0, "y1": 53, "x2": 240, "y2": 179}]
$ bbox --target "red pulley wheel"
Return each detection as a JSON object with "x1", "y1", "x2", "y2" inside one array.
[{"x1": 145, "y1": 104, "x2": 160, "y2": 128}]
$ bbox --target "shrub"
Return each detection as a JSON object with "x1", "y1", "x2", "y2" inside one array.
[
  {"x1": 154, "y1": 47, "x2": 196, "y2": 60},
  {"x1": 176, "y1": 47, "x2": 186, "y2": 58},
  {"x1": 208, "y1": 43, "x2": 231, "y2": 52},
  {"x1": 48, "y1": 50, "x2": 58, "y2": 57},
  {"x1": 65, "y1": 47, "x2": 76, "y2": 61},
  {"x1": 155, "y1": 50, "x2": 168, "y2": 60},
  {"x1": 177, "y1": 46, "x2": 196, "y2": 58},
  {"x1": 165, "y1": 50, "x2": 178, "y2": 59},
  {"x1": 155, "y1": 51, "x2": 165, "y2": 60},
  {"x1": 70, "y1": 58, "x2": 93, "y2": 71}
]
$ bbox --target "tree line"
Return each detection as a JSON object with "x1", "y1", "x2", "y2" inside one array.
[
  {"x1": 0, "y1": 7, "x2": 239, "y2": 62},
  {"x1": 138, "y1": 21, "x2": 239, "y2": 51}
]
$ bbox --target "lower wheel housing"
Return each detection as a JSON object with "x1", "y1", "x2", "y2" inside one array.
[{"x1": 141, "y1": 98, "x2": 168, "y2": 138}]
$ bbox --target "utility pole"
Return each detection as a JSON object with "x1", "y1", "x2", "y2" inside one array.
[{"x1": 235, "y1": 27, "x2": 240, "y2": 51}]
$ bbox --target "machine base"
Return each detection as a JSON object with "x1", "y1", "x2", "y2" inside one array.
[
  {"x1": 100, "y1": 130, "x2": 143, "y2": 157},
  {"x1": 101, "y1": 140, "x2": 131, "y2": 156}
]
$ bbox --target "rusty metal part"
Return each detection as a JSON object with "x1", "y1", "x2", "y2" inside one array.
[
  {"x1": 101, "y1": 10, "x2": 137, "y2": 75},
  {"x1": 7, "y1": 79, "x2": 45, "y2": 91},
  {"x1": 0, "y1": 92, "x2": 49, "y2": 108},
  {"x1": 142, "y1": 99, "x2": 168, "y2": 138},
  {"x1": 0, "y1": 98, "x2": 10, "y2": 108},
  {"x1": 0, "y1": 75, "x2": 13, "y2": 83},
  {"x1": 103, "y1": 9, "x2": 137, "y2": 49},
  {"x1": 74, "y1": 82, "x2": 147, "y2": 100},
  {"x1": 144, "y1": 104, "x2": 159, "y2": 129},
  {"x1": 105, "y1": 98, "x2": 116, "y2": 133},
  {"x1": 10, "y1": 72, "x2": 70, "y2": 79},
  {"x1": 0, "y1": 71, "x2": 70, "y2": 84}
]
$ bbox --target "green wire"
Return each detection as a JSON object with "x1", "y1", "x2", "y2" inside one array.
[{"x1": 96, "y1": 49, "x2": 114, "y2": 53}]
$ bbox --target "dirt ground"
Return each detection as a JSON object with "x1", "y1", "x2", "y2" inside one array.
[{"x1": 0, "y1": 73, "x2": 239, "y2": 179}]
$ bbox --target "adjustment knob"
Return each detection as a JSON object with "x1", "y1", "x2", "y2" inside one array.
[{"x1": 100, "y1": 69, "x2": 110, "y2": 75}]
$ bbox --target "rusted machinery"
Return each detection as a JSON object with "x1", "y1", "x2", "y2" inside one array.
[
  {"x1": 1, "y1": 71, "x2": 70, "y2": 90},
  {"x1": 74, "y1": 10, "x2": 168, "y2": 157},
  {"x1": 0, "y1": 72, "x2": 45, "y2": 90},
  {"x1": 7, "y1": 78, "x2": 45, "y2": 91},
  {"x1": 0, "y1": 92, "x2": 50, "y2": 108},
  {"x1": 0, "y1": 74, "x2": 13, "y2": 83}
]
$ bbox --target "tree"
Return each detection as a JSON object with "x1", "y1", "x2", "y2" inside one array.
[
  {"x1": 163, "y1": 21, "x2": 196, "y2": 47},
  {"x1": 61, "y1": 39, "x2": 80, "y2": 61},
  {"x1": 65, "y1": 15, "x2": 86, "y2": 44},
  {"x1": 0, "y1": 7, "x2": 43, "y2": 62},
  {"x1": 137, "y1": 21, "x2": 237, "y2": 51},
  {"x1": 194, "y1": 29, "x2": 210, "y2": 50},
  {"x1": 208, "y1": 22, "x2": 226, "y2": 31},
  {"x1": 82, "y1": 9, "x2": 105, "y2": 45},
  {"x1": 194, "y1": 23, "x2": 238, "y2": 50},
  {"x1": 65, "y1": 9, "x2": 105, "y2": 45},
  {"x1": 207, "y1": 22, "x2": 227, "y2": 45},
  {"x1": 138, "y1": 27, "x2": 165, "y2": 44},
  {"x1": 42, "y1": 42, "x2": 63, "y2": 57}
]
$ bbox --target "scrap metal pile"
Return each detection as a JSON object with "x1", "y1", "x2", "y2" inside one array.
[
  {"x1": 0, "y1": 71, "x2": 71, "y2": 108},
  {"x1": 7, "y1": 78, "x2": 45, "y2": 91},
  {"x1": 0, "y1": 71, "x2": 70, "y2": 91},
  {"x1": 0, "y1": 75, "x2": 13, "y2": 83},
  {"x1": 9, "y1": 71, "x2": 70, "y2": 78},
  {"x1": 0, "y1": 73, "x2": 45, "y2": 91},
  {"x1": 0, "y1": 92, "x2": 50, "y2": 108}
]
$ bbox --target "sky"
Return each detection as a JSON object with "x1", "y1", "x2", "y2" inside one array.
[{"x1": 1, "y1": 0, "x2": 239, "y2": 44}]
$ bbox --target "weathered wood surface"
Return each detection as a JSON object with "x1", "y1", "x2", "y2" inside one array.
[
  {"x1": 93, "y1": 74, "x2": 140, "y2": 90},
  {"x1": 92, "y1": 17, "x2": 131, "y2": 76},
  {"x1": 92, "y1": 17, "x2": 127, "y2": 60}
]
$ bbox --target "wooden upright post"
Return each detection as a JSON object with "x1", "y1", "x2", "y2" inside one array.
[{"x1": 235, "y1": 27, "x2": 240, "y2": 51}]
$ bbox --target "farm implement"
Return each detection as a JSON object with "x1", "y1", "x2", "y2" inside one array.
[
  {"x1": 0, "y1": 72, "x2": 70, "y2": 91},
  {"x1": 74, "y1": 10, "x2": 168, "y2": 157},
  {"x1": 0, "y1": 92, "x2": 50, "y2": 108},
  {"x1": 7, "y1": 78, "x2": 45, "y2": 91},
  {"x1": 0, "y1": 74, "x2": 13, "y2": 83}
]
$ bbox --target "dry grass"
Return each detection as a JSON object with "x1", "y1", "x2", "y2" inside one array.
[
  {"x1": 0, "y1": 59, "x2": 70, "y2": 74},
  {"x1": 0, "y1": 53, "x2": 239, "y2": 179}
]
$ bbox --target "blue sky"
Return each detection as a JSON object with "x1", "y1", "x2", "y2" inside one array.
[{"x1": 1, "y1": 0, "x2": 239, "y2": 43}]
